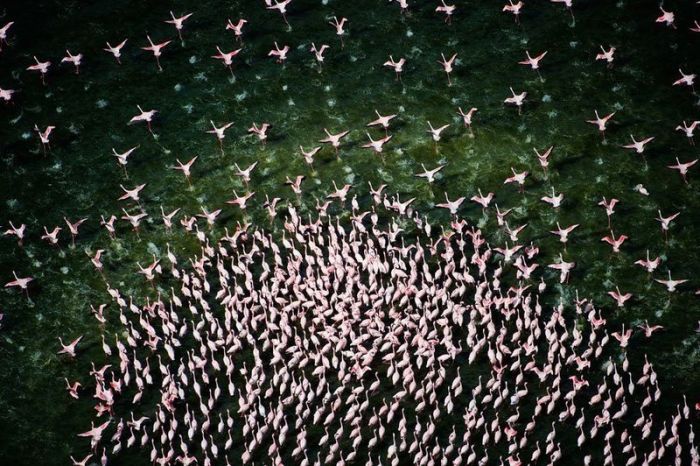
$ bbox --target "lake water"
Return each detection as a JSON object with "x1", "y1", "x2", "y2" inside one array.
[{"x1": 0, "y1": 0, "x2": 698, "y2": 465}]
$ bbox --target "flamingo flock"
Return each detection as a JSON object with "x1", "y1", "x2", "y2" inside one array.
[
  {"x1": 0, "y1": 1, "x2": 699, "y2": 466},
  {"x1": 49, "y1": 200, "x2": 700, "y2": 466}
]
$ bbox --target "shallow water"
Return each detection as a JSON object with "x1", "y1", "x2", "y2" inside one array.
[{"x1": 0, "y1": 0, "x2": 699, "y2": 465}]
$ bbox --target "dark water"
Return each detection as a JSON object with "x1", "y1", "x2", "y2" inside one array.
[{"x1": 0, "y1": 0, "x2": 698, "y2": 465}]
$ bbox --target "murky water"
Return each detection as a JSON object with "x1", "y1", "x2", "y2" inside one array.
[{"x1": 0, "y1": 0, "x2": 698, "y2": 465}]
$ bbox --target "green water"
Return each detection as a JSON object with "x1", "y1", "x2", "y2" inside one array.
[{"x1": 0, "y1": 0, "x2": 698, "y2": 464}]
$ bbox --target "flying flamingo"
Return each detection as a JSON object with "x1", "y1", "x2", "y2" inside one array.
[
  {"x1": 5, "y1": 271, "x2": 33, "y2": 298},
  {"x1": 503, "y1": 0, "x2": 524, "y2": 24},
  {"x1": 654, "y1": 270, "x2": 687, "y2": 292},
  {"x1": 367, "y1": 110, "x2": 397, "y2": 135},
  {"x1": 598, "y1": 197, "x2": 619, "y2": 228},
  {"x1": 128, "y1": 106, "x2": 158, "y2": 135},
  {"x1": 165, "y1": 11, "x2": 193, "y2": 43},
  {"x1": 457, "y1": 107, "x2": 478, "y2": 135},
  {"x1": 112, "y1": 145, "x2": 139, "y2": 178},
  {"x1": 103, "y1": 39, "x2": 127, "y2": 64},
  {"x1": 655, "y1": 7, "x2": 675, "y2": 28},
  {"x1": 267, "y1": 0, "x2": 293, "y2": 27},
  {"x1": 595, "y1": 46, "x2": 616, "y2": 68},
  {"x1": 504, "y1": 167, "x2": 529, "y2": 192},
  {"x1": 64, "y1": 217, "x2": 88, "y2": 247},
  {"x1": 26, "y1": 56, "x2": 51, "y2": 85},
  {"x1": 622, "y1": 135, "x2": 654, "y2": 156},
  {"x1": 212, "y1": 46, "x2": 242, "y2": 78},
  {"x1": 268, "y1": 42, "x2": 290, "y2": 63},
  {"x1": 384, "y1": 56, "x2": 406, "y2": 81},
  {"x1": 415, "y1": 164, "x2": 445, "y2": 184},
  {"x1": 34, "y1": 124, "x2": 55, "y2": 155},
  {"x1": 519, "y1": 50, "x2": 547, "y2": 81},
  {"x1": 638, "y1": 321, "x2": 664, "y2": 338},
  {"x1": 141, "y1": 35, "x2": 172, "y2": 71},
  {"x1": 207, "y1": 121, "x2": 234, "y2": 153},
  {"x1": 310, "y1": 43, "x2": 329, "y2": 71},
  {"x1": 172, "y1": 156, "x2": 198, "y2": 185},
  {"x1": 299, "y1": 146, "x2": 321, "y2": 166},
  {"x1": 667, "y1": 157, "x2": 697, "y2": 184},
  {"x1": 41, "y1": 226, "x2": 61, "y2": 246},
  {"x1": 436, "y1": 1, "x2": 456, "y2": 24},
  {"x1": 655, "y1": 210, "x2": 680, "y2": 243},
  {"x1": 436, "y1": 193, "x2": 465, "y2": 216},
  {"x1": 58, "y1": 335, "x2": 83, "y2": 358},
  {"x1": 634, "y1": 250, "x2": 660, "y2": 273},
  {"x1": 329, "y1": 17, "x2": 348, "y2": 48},
  {"x1": 601, "y1": 231, "x2": 628, "y2": 253},
  {"x1": 504, "y1": 87, "x2": 527, "y2": 114},
  {"x1": 319, "y1": 128, "x2": 350, "y2": 154},
  {"x1": 675, "y1": 121, "x2": 698, "y2": 145},
  {"x1": 61, "y1": 50, "x2": 83, "y2": 74},
  {"x1": 0, "y1": 21, "x2": 14, "y2": 51},
  {"x1": 362, "y1": 133, "x2": 392, "y2": 155},
  {"x1": 226, "y1": 19, "x2": 247, "y2": 42},
  {"x1": 438, "y1": 53, "x2": 457, "y2": 86},
  {"x1": 673, "y1": 69, "x2": 696, "y2": 93},
  {"x1": 248, "y1": 122, "x2": 270, "y2": 145},
  {"x1": 0, "y1": 87, "x2": 16, "y2": 104},
  {"x1": 534, "y1": 146, "x2": 553, "y2": 176},
  {"x1": 3, "y1": 222, "x2": 26, "y2": 246},
  {"x1": 586, "y1": 110, "x2": 615, "y2": 141}
]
